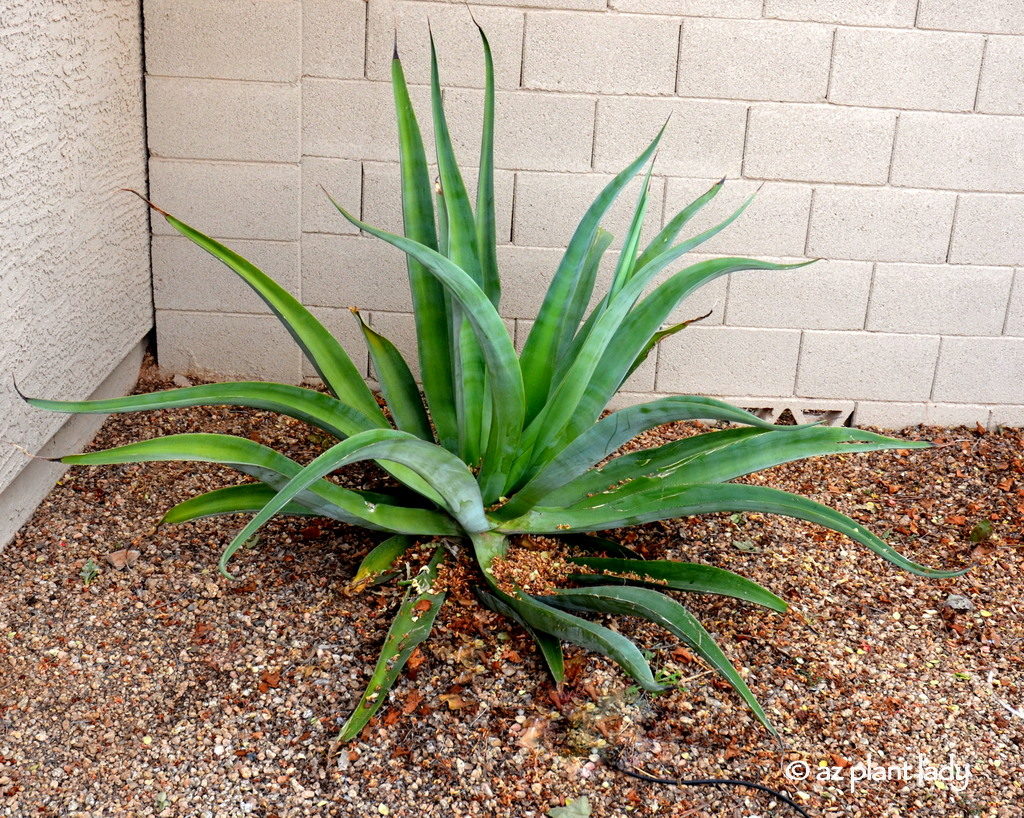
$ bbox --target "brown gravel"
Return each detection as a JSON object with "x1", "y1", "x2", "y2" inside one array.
[{"x1": 2, "y1": 362, "x2": 1022, "y2": 817}]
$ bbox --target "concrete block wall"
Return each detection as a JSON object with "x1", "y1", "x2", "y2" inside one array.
[{"x1": 146, "y1": 0, "x2": 1024, "y2": 429}]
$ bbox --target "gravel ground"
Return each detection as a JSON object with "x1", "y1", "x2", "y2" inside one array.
[{"x1": 2, "y1": 363, "x2": 1022, "y2": 817}]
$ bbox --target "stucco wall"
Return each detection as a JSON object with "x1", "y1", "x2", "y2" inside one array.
[
  {"x1": 147, "y1": 0, "x2": 1024, "y2": 429},
  {"x1": 0, "y1": 0, "x2": 152, "y2": 537}
]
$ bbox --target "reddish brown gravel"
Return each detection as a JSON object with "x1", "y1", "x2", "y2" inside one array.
[{"x1": 1, "y1": 363, "x2": 1022, "y2": 817}]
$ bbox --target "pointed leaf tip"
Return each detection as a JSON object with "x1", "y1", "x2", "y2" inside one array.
[{"x1": 120, "y1": 188, "x2": 168, "y2": 217}]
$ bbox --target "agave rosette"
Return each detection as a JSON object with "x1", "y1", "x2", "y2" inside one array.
[{"x1": 23, "y1": 29, "x2": 962, "y2": 742}]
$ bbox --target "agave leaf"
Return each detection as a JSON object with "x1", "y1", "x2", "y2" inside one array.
[
  {"x1": 570, "y1": 557, "x2": 787, "y2": 612},
  {"x1": 555, "y1": 228, "x2": 614, "y2": 364},
  {"x1": 144, "y1": 204, "x2": 383, "y2": 423},
  {"x1": 59, "y1": 433, "x2": 459, "y2": 536},
  {"x1": 478, "y1": 588, "x2": 564, "y2": 684},
  {"x1": 351, "y1": 309, "x2": 433, "y2": 441},
  {"x1": 498, "y1": 586, "x2": 662, "y2": 692},
  {"x1": 326, "y1": 197, "x2": 524, "y2": 503},
  {"x1": 336, "y1": 546, "x2": 446, "y2": 743},
  {"x1": 391, "y1": 52, "x2": 458, "y2": 451},
  {"x1": 541, "y1": 426, "x2": 767, "y2": 510},
  {"x1": 663, "y1": 426, "x2": 930, "y2": 486},
  {"x1": 429, "y1": 36, "x2": 488, "y2": 464},
  {"x1": 499, "y1": 397, "x2": 788, "y2": 519},
  {"x1": 474, "y1": 23, "x2": 500, "y2": 307},
  {"x1": 623, "y1": 308, "x2": 713, "y2": 381},
  {"x1": 546, "y1": 585, "x2": 776, "y2": 734},
  {"x1": 218, "y1": 429, "x2": 488, "y2": 577},
  {"x1": 571, "y1": 427, "x2": 930, "y2": 510},
  {"x1": 351, "y1": 534, "x2": 412, "y2": 590},
  {"x1": 606, "y1": 163, "x2": 655, "y2": 301},
  {"x1": 20, "y1": 381, "x2": 384, "y2": 439},
  {"x1": 510, "y1": 482, "x2": 964, "y2": 578},
  {"x1": 634, "y1": 177, "x2": 724, "y2": 271},
  {"x1": 518, "y1": 126, "x2": 665, "y2": 423},
  {"x1": 162, "y1": 483, "x2": 317, "y2": 524}
]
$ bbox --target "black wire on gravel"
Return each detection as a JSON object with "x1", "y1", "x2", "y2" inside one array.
[{"x1": 613, "y1": 761, "x2": 812, "y2": 818}]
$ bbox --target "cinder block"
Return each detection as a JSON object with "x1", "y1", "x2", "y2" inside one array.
[
  {"x1": 361, "y1": 161, "x2": 514, "y2": 242},
  {"x1": 153, "y1": 236, "x2": 300, "y2": 314},
  {"x1": 156, "y1": 309, "x2": 302, "y2": 384},
  {"x1": 933, "y1": 336, "x2": 1024, "y2": 404},
  {"x1": 917, "y1": 0, "x2": 1024, "y2": 35},
  {"x1": 726, "y1": 259, "x2": 872, "y2": 330},
  {"x1": 301, "y1": 233, "x2": 413, "y2": 312},
  {"x1": 468, "y1": 0, "x2": 604, "y2": 9},
  {"x1": 149, "y1": 159, "x2": 301, "y2": 241},
  {"x1": 745, "y1": 104, "x2": 897, "y2": 185},
  {"x1": 512, "y1": 172, "x2": 665, "y2": 249},
  {"x1": 677, "y1": 19, "x2": 832, "y2": 102},
  {"x1": 798, "y1": 331, "x2": 940, "y2": 401},
  {"x1": 1005, "y1": 271, "x2": 1024, "y2": 335},
  {"x1": 763, "y1": 0, "x2": 917, "y2": 26},
  {"x1": 949, "y1": 194, "x2": 1024, "y2": 266},
  {"x1": 662, "y1": 179, "x2": 811, "y2": 258},
  {"x1": 991, "y1": 404, "x2": 1024, "y2": 427},
  {"x1": 303, "y1": 79, "x2": 432, "y2": 163},
  {"x1": 522, "y1": 11, "x2": 678, "y2": 95},
  {"x1": 299, "y1": 306, "x2": 370, "y2": 381},
  {"x1": 593, "y1": 97, "x2": 747, "y2": 178},
  {"x1": 514, "y1": 318, "x2": 656, "y2": 392},
  {"x1": 303, "y1": 0, "x2": 366, "y2": 79},
  {"x1": 366, "y1": 2, "x2": 524, "y2": 89},
  {"x1": 892, "y1": 112, "x2": 1024, "y2": 193},
  {"x1": 853, "y1": 401, "x2": 928, "y2": 429},
  {"x1": 145, "y1": 0, "x2": 300, "y2": 81},
  {"x1": 610, "y1": 0, "x2": 762, "y2": 16},
  {"x1": 656, "y1": 326, "x2": 801, "y2": 396},
  {"x1": 302, "y1": 157, "x2": 361, "y2": 235},
  {"x1": 866, "y1": 263, "x2": 1013, "y2": 335},
  {"x1": 829, "y1": 29, "x2": 984, "y2": 112},
  {"x1": 977, "y1": 36, "x2": 1024, "y2": 115},
  {"x1": 926, "y1": 403, "x2": 993, "y2": 428},
  {"x1": 443, "y1": 88, "x2": 595, "y2": 172},
  {"x1": 146, "y1": 77, "x2": 300, "y2": 162},
  {"x1": 496, "y1": 245, "x2": 571, "y2": 320},
  {"x1": 807, "y1": 186, "x2": 957, "y2": 263}
]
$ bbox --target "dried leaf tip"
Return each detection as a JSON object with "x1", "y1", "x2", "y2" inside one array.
[{"x1": 120, "y1": 188, "x2": 168, "y2": 217}]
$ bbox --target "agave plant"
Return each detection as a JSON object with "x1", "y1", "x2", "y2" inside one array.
[{"x1": 21, "y1": 29, "x2": 962, "y2": 743}]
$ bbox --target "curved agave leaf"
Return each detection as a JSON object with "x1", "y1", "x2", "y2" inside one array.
[
  {"x1": 570, "y1": 557, "x2": 788, "y2": 612},
  {"x1": 496, "y1": 585, "x2": 662, "y2": 692},
  {"x1": 336, "y1": 546, "x2": 446, "y2": 743},
  {"x1": 499, "y1": 397, "x2": 790, "y2": 519},
  {"x1": 143, "y1": 201, "x2": 383, "y2": 423},
  {"x1": 219, "y1": 429, "x2": 488, "y2": 576},
  {"x1": 20, "y1": 381, "x2": 385, "y2": 439},
  {"x1": 325, "y1": 196, "x2": 524, "y2": 503},
  {"x1": 58, "y1": 433, "x2": 459, "y2": 536},
  {"x1": 545, "y1": 585, "x2": 776, "y2": 734},
  {"x1": 474, "y1": 23, "x2": 500, "y2": 307},
  {"x1": 162, "y1": 483, "x2": 316, "y2": 523},
  {"x1": 478, "y1": 588, "x2": 564, "y2": 684},
  {"x1": 508, "y1": 482, "x2": 964, "y2": 578},
  {"x1": 351, "y1": 310, "x2": 433, "y2": 441},
  {"x1": 542, "y1": 426, "x2": 766, "y2": 510},
  {"x1": 350, "y1": 534, "x2": 412, "y2": 590}
]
